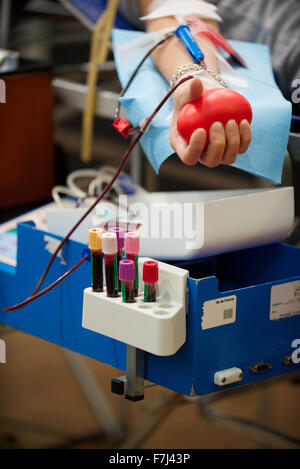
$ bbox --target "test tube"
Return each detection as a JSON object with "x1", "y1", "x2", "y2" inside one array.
[
  {"x1": 124, "y1": 231, "x2": 140, "y2": 297},
  {"x1": 143, "y1": 260, "x2": 159, "y2": 303},
  {"x1": 102, "y1": 232, "x2": 119, "y2": 297},
  {"x1": 88, "y1": 228, "x2": 103, "y2": 292},
  {"x1": 109, "y1": 226, "x2": 125, "y2": 291},
  {"x1": 119, "y1": 260, "x2": 135, "y2": 303}
]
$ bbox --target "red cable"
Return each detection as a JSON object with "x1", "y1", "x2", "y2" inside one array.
[
  {"x1": 30, "y1": 133, "x2": 142, "y2": 297},
  {"x1": 3, "y1": 255, "x2": 88, "y2": 312},
  {"x1": 3, "y1": 74, "x2": 193, "y2": 312}
]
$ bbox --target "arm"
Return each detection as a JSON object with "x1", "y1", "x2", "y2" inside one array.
[{"x1": 142, "y1": 1, "x2": 252, "y2": 168}]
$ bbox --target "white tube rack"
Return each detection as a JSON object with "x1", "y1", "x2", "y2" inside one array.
[{"x1": 82, "y1": 258, "x2": 189, "y2": 356}]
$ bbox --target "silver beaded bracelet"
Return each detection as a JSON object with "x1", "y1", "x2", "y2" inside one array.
[{"x1": 169, "y1": 63, "x2": 225, "y2": 88}]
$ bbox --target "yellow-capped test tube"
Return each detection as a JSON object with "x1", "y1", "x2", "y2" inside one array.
[{"x1": 88, "y1": 228, "x2": 103, "y2": 292}]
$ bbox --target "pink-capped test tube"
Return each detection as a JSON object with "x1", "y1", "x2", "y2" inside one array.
[
  {"x1": 124, "y1": 231, "x2": 140, "y2": 297},
  {"x1": 109, "y1": 226, "x2": 125, "y2": 291},
  {"x1": 119, "y1": 260, "x2": 135, "y2": 303}
]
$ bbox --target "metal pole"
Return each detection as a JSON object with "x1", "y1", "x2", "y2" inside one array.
[{"x1": 125, "y1": 345, "x2": 145, "y2": 401}]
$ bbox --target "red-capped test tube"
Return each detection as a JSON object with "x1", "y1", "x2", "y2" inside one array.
[
  {"x1": 124, "y1": 231, "x2": 140, "y2": 297},
  {"x1": 143, "y1": 260, "x2": 159, "y2": 302},
  {"x1": 119, "y1": 260, "x2": 135, "y2": 303},
  {"x1": 88, "y1": 228, "x2": 103, "y2": 292},
  {"x1": 102, "y1": 232, "x2": 119, "y2": 297},
  {"x1": 109, "y1": 226, "x2": 125, "y2": 291}
]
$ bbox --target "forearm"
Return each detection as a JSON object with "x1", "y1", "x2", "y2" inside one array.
[
  {"x1": 142, "y1": 3, "x2": 219, "y2": 81},
  {"x1": 139, "y1": 1, "x2": 252, "y2": 168}
]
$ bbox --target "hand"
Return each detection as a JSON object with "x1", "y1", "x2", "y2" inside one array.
[{"x1": 170, "y1": 78, "x2": 252, "y2": 167}]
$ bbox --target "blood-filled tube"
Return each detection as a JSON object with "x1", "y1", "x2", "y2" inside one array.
[
  {"x1": 102, "y1": 232, "x2": 119, "y2": 297},
  {"x1": 109, "y1": 226, "x2": 125, "y2": 291},
  {"x1": 124, "y1": 232, "x2": 140, "y2": 297},
  {"x1": 119, "y1": 260, "x2": 135, "y2": 303},
  {"x1": 143, "y1": 260, "x2": 159, "y2": 302},
  {"x1": 88, "y1": 228, "x2": 103, "y2": 292}
]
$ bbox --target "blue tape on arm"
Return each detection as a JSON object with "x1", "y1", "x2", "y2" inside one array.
[{"x1": 175, "y1": 25, "x2": 205, "y2": 63}]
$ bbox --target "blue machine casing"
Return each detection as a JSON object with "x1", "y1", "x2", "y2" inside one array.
[{"x1": 0, "y1": 222, "x2": 299, "y2": 395}]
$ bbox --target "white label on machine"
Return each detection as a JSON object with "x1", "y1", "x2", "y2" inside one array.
[
  {"x1": 202, "y1": 295, "x2": 237, "y2": 330},
  {"x1": 270, "y1": 281, "x2": 300, "y2": 320}
]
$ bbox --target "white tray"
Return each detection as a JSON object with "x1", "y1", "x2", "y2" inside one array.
[
  {"x1": 82, "y1": 258, "x2": 188, "y2": 356},
  {"x1": 135, "y1": 187, "x2": 294, "y2": 259},
  {"x1": 46, "y1": 187, "x2": 294, "y2": 260}
]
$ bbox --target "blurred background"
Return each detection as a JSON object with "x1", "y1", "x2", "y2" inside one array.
[{"x1": 0, "y1": 0, "x2": 299, "y2": 449}]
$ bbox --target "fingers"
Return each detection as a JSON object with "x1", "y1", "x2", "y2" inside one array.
[
  {"x1": 239, "y1": 119, "x2": 252, "y2": 153},
  {"x1": 200, "y1": 122, "x2": 225, "y2": 168},
  {"x1": 173, "y1": 77, "x2": 203, "y2": 111},
  {"x1": 222, "y1": 120, "x2": 240, "y2": 165},
  {"x1": 170, "y1": 117, "x2": 252, "y2": 168},
  {"x1": 170, "y1": 127, "x2": 206, "y2": 166},
  {"x1": 200, "y1": 119, "x2": 251, "y2": 168},
  {"x1": 186, "y1": 77, "x2": 204, "y2": 102},
  {"x1": 183, "y1": 128, "x2": 207, "y2": 165},
  {"x1": 170, "y1": 127, "x2": 188, "y2": 161}
]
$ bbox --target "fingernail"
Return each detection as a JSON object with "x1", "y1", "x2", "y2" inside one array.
[
  {"x1": 226, "y1": 120, "x2": 236, "y2": 133},
  {"x1": 213, "y1": 122, "x2": 223, "y2": 133},
  {"x1": 241, "y1": 119, "x2": 249, "y2": 126}
]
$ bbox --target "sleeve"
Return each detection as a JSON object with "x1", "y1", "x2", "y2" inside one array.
[{"x1": 118, "y1": 0, "x2": 145, "y2": 30}]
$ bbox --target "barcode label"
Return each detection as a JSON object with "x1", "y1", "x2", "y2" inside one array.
[
  {"x1": 202, "y1": 296, "x2": 236, "y2": 330},
  {"x1": 270, "y1": 281, "x2": 300, "y2": 320},
  {"x1": 223, "y1": 308, "x2": 233, "y2": 320}
]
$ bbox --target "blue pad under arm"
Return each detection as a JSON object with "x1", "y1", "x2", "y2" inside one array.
[{"x1": 112, "y1": 29, "x2": 291, "y2": 184}]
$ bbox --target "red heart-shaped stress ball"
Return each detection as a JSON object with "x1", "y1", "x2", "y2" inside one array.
[{"x1": 177, "y1": 88, "x2": 252, "y2": 149}]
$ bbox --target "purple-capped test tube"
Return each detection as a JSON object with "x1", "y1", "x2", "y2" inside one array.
[
  {"x1": 119, "y1": 259, "x2": 135, "y2": 303},
  {"x1": 109, "y1": 226, "x2": 125, "y2": 291}
]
